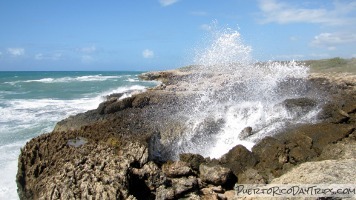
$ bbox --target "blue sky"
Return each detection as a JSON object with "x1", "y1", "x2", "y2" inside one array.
[{"x1": 0, "y1": 0, "x2": 355, "y2": 71}]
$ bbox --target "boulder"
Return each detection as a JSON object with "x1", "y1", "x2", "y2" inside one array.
[
  {"x1": 282, "y1": 97, "x2": 317, "y2": 117},
  {"x1": 179, "y1": 153, "x2": 205, "y2": 171},
  {"x1": 219, "y1": 145, "x2": 258, "y2": 176},
  {"x1": 162, "y1": 161, "x2": 193, "y2": 178},
  {"x1": 237, "y1": 168, "x2": 266, "y2": 184},
  {"x1": 252, "y1": 137, "x2": 287, "y2": 176},
  {"x1": 199, "y1": 164, "x2": 237, "y2": 189},
  {"x1": 155, "y1": 176, "x2": 198, "y2": 200}
]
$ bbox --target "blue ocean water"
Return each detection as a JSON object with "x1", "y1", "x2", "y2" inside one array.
[{"x1": 0, "y1": 71, "x2": 158, "y2": 199}]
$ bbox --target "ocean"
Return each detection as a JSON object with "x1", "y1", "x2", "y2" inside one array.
[{"x1": 0, "y1": 71, "x2": 158, "y2": 199}]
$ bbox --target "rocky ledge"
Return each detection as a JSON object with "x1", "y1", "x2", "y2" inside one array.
[{"x1": 17, "y1": 69, "x2": 355, "y2": 199}]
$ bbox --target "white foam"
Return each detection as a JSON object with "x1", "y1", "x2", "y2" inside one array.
[
  {"x1": 4, "y1": 75, "x2": 122, "y2": 85},
  {"x1": 173, "y1": 24, "x2": 318, "y2": 159}
]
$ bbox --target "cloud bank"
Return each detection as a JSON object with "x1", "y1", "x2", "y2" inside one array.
[
  {"x1": 258, "y1": 0, "x2": 356, "y2": 26},
  {"x1": 7, "y1": 48, "x2": 25, "y2": 56}
]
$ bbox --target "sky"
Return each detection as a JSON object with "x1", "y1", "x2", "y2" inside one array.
[{"x1": 0, "y1": 0, "x2": 355, "y2": 71}]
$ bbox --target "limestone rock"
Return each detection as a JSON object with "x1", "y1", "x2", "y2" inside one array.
[
  {"x1": 199, "y1": 164, "x2": 237, "y2": 189},
  {"x1": 162, "y1": 161, "x2": 193, "y2": 178},
  {"x1": 271, "y1": 159, "x2": 356, "y2": 184},
  {"x1": 155, "y1": 176, "x2": 198, "y2": 200},
  {"x1": 219, "y1": 145, "x2": 257, "y2": 176},
  {"x1": 179, "y1": 153, "x2": 205, "y2": 171},
  {"x1": 252, "y1": 137, "x2": 287, "y2": 176}
]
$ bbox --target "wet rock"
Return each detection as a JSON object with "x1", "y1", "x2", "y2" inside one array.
[
  {"x1": 318, "y1": 103, "x2": 350, "y2": 123},
  {"x1": 104, "y1": 96, "x2": 135, "y2": 114},
  {"x1": 179, "y1": 153, "x2": 205, "y2": 171},
  {"x1": 219, "y1": 145, "x2": 257, "y2": 176},
  {"x1": 199, "y1": 164, "x2": 237, "y2": 189},
  {"x1": 252, "y1": 137, "x2": 287, "y2": 176},
  {"x1": 282, "y1": 97, "x2": 317, "y2": 117},
  {"x1": 162, "y1": 161, "x2": 193, "y2": 178},
  {"x1": 238, "y1": 126, "x2": 253, "y2": 140}
]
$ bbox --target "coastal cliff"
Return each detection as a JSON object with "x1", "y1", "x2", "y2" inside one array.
[{"x1": 17, "y1": 65, "x2": 355, "y2": 199}]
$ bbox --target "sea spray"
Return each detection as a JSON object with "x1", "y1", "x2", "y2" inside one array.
[{"x1": 164, "y1": 25, "x2": 320, "y2": 159}]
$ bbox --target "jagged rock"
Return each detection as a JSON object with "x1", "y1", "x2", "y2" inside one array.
[
  {"x1": 271, "y1": 159, "x2": 356, "y2": 184},
  {"x1": 284, "y1": 133, "x2": 317, "y2": 164},
  {"x1": 199, "y1": 164, "x2": 237, "y2": 189},
  {"x1": 294, "y1": 123, "x2": 354, "y2": 153},
  {"x1": 237, "y1": 168, "x2": 266, "y2": 184},
  {"x1": 179, "y1": 153, "x2": 205, "y2": 171},
  {"x1": 155, "y1": 176, "x2": 198, "y2": 200},
  {"x1": 318, "y1": 103, "x2": 350, "y2": 123},
  {"x1": 252, "y1": 137, "x2": 287, "y2": 176},
  {"x1": 132, "y1": 95, "x2": 150, "y2": 108},
  {"x1": 318, "y1": 140, "x2": 356, "y2": 161},
  {"x1": 104, "y1": 96, "x2": 135, "y2": 114},
  {"x1": 162, "y1": 161, "x2": 193, "y2": 178},
  {"x1": 219, "y1": 145, "x2": 258, "y2": 176},
  {"x1": 131, "y1": 161, "x2": 167, "y2": 191}
]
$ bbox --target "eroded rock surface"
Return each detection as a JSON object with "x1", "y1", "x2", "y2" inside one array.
[{"x1": 17, "y1": 70, "x2": 356, "y2": 199}]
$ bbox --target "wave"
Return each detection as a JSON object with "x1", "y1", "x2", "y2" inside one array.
[{"x1": 4, "y1": 75, "x2": 123, "y2": 85}]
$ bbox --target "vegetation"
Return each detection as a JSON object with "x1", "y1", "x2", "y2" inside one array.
[{"x1": 303, "y1": 57, "x2": 356, "y2": 74}]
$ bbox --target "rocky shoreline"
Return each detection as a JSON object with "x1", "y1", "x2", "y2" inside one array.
[{"x1": 17, "y1": 68, "x2": 355, "y2": 199}]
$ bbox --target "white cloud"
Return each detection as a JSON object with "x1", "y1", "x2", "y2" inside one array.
[
  {"x1": 200, "y1": 24, "x2": 212, "y2": 31},
  {"x1": 142, "y1": 49, "x2": 154, "y2": 59},
  {"x1": 311, "y1": 32, "x2": 356, "y2": 47},
  {"x1": 35, "y1": 53, "x2": 62, "y2": 60},
  {"x1": 7, "y1": 48, "x2": 25, "y2": 56},
  {"x1": 258, "y1": 0, "x2": 356, "y2": 25},
  {"x1": 159, "y1": 0, "x2": 179, "y2": 7},
  {"x1": 78, "y1": 46, "x2": 96, "y2": 54}
]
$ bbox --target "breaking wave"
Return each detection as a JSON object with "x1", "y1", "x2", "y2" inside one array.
[{"x1": 163, "y1": 25, "x2": 321, "y2": 159}]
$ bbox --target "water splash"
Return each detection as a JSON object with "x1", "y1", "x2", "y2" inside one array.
[{"x1": 162, "y1": 24, "x2": 320, "y2": 159}]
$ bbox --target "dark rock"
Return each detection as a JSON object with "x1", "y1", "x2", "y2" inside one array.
[
  {"x1": 155, "y1": 176, "x2": 198, "y2": 200},
  {"x1": 284, "y1": 133, "x2": 317, "y2": 164},
  {"x1": 104, "y1": 96, "x2": 135, "y2": 114},
  {"x1": 97, "y1": 98, "x2": 117, "y2": 114},
  {"x1": 132, "y1": 95, "x2": 150, "y2": 108},
  {"x1": 162, "y1": 161, "x2": 193, "y2": 178},
  {"x1": 219, "y1": 145, "x2": 257, "y2": 176},
  {"x1": 179, "y1": 153, "x2": 205, "y2": 171},
  {"x1": 199, "y1": 164, "x2": 237, "y2": 189},
  {"x1": 282, "y1": 97, "x2": 317, "y2": 117},
  {"x1": 318, "y1": 103, "x2": 350, "y2": 123},
  {"x1": 237, "y1": 168, "x2": 266, "y2": 184},
  {"x1": 238, "y1": 126, "x2": 253, "y2": 140},
  {"x1": 290, "y1": 123, "x2": 354, "y2": 154},
  {"x1": 252, "y1": 137, "x2": 287, "y2": 176}
]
